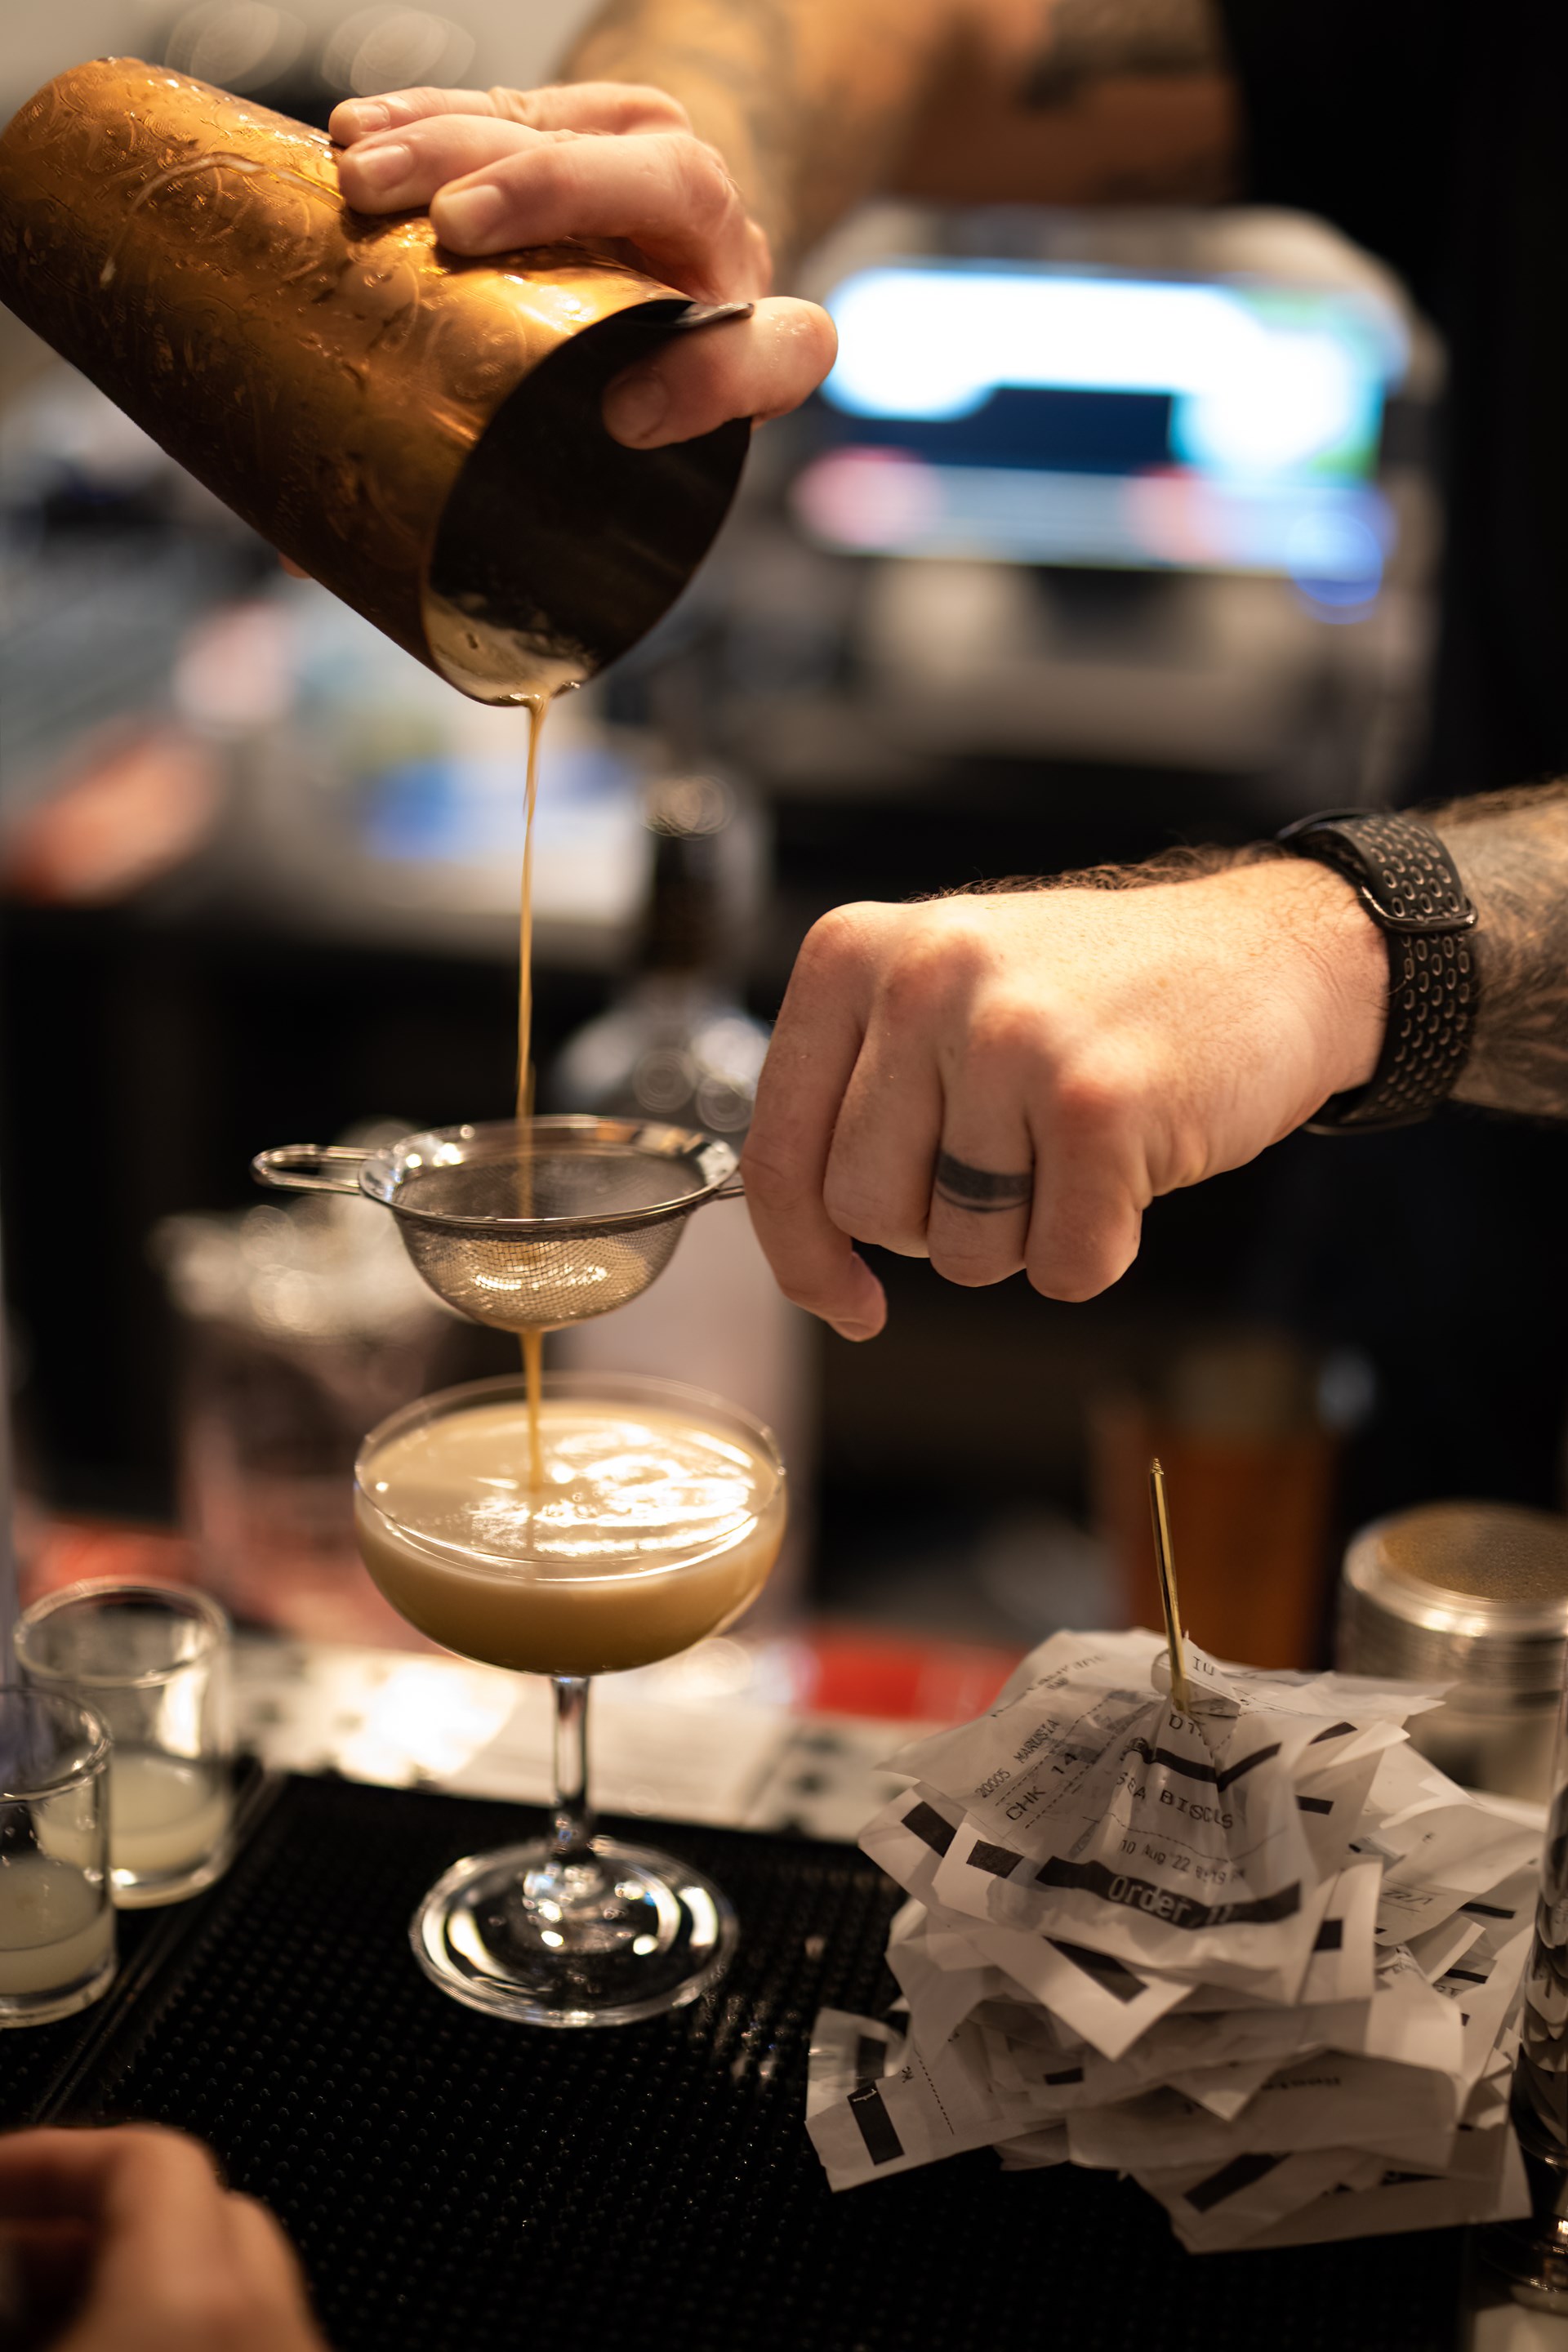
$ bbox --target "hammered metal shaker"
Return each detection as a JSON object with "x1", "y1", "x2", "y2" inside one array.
[{"x1": 0, "y1": 59, "x2": 749, "y2": 702}]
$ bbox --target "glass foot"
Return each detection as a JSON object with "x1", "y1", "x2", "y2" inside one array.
[{"x1": 411, "y1": 1837, "x2": 737, "y2": 2027}]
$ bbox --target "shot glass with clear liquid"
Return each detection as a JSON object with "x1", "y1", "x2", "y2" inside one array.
[
  {"x1": 0, "y1": 1686, "x2": 115, "y2": 2026},
  {"x1": 16, "y1": 1584, "x2": 234, "y2": 1907},
  {"x1": 354, "y1": 1370, "x2": 786, "y2": 2026}
]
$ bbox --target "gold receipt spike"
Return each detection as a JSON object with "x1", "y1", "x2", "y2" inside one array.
[{"x1": 1148, "y1": 1457, "x2": 1194, "y2": 1718}]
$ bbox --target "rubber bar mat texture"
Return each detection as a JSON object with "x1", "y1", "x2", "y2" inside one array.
[{"x1": 2, "y1": 1774, "x2": 1463, "y2": 2352}]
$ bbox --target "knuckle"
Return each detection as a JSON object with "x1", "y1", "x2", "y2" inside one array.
[
  {"x1": 817, "y1": 1175, "x2": 873, "y2": 1236},
  {"x1": 1049, "y1": 1060, "x2": 1135, "y2": 1140},
  {"x1": 1027, "y1": 1202, "x2": 1140, "y2": 1303},
  {"x1": 821, "y1": 1169, "x2": 923, "y2": 1252},
  {"x1": 397, "y1": 114, "x2": 505, "y2": 174},
  {"x1": 395, "y1": 112, "x2": 459, "y2": 155},
  {"x1": 617, "y1": 82, "x2": 692, "y2": 128},
  {"x1": 1031, "y1": 1267, "x2": 1106, "y2": 1305},
  {"x1": 890, "y1": 911, "x2": 993, "y2": 1007},
  {"x1": 879, "y1": 934, "x2": 966, "y2": 1025},
  {"x1": 930, "y1": 901, "x2": 997, "y2": 958},
  {"x1": 399, "y1": 84, "x2": 457, "y2": 119},
  {"x1": 966, "y1": 988, "x2": 1054, "y2": 1067},
  {"x1": 929, "y1": 1238, "x2": 1018, "y2": 1289},
  {"x1": 499, "y1": 135, "x2": 586, "y2": 215},
  {"x1": 795, "y1": 901, "x2": 876, "y2": 981},
  {"x1": 667, "y1": 132, "x2": 738, "y2": 229},
  {"x1": 737, "y1": 1134, "x2": 800, "y2": 1206},
  {"x1": 1027, "y1": 1245, "x2": 1111, "y2": 1303}
]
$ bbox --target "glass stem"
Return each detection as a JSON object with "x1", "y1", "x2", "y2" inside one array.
[{"x1": 550, "y1": 1676, "x2": 595, "y2": 1865}]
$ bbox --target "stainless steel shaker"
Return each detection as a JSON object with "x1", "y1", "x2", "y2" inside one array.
[{"x1": 1338, "y1": 1500, "x2": 1568, "y2": 1800}]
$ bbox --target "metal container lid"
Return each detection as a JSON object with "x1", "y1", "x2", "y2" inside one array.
[{"x1": 1339, "y1": 1500, "x2": 1568, "y2": 1696}]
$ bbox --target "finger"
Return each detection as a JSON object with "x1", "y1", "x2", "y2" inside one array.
[
  {"x1": 224, "y1": 2194, "x2": 320, "y2": 2332},
  {"x1": 74, "y1": 2149, "x2": 299, "y2": 2350},
  {"x1": 223, "y1": 2194, "x2": 302, "y2": 2285},
  {"x1": 604, "y1": 298, "x2": 835, "y2": 446},
  {"x1": 332, "y1": 86, "x2": 510, "y2": 143},
  {"x1": 1024, "y1": 1074, "x2": 1147, "y2": 1302},
  {"x1": 917, "y1": 986, "x2": 1040, "y2": 1283},
  {"x1": 340, "y1": 114, "x2": 747, "y2": 281},
  {"x1": 743, "y1": 907, "x2": 890, "y2": 1340},
  {"x1": 818, "y1": 1009, "x2": 943, "y2": 1260},
  {"x1": 924, "y1": 1116, "x2": 1036, "y2": 1290},
  {"x1": 0, "y1": 2127, "x2": 212, "y2": 2224},
  {"x1": 1026, "y1": 1178, "x2": 1143, "y2": 1301},
  {"x1": 0, "y1": 2217, "x2": 93, "y2": 2331},
  {"x1": 336, "y1": 114, "x2": 554, "y2": 212},
  {"x1": 0, "y1": 2125, "x2": 240, "y2": 2334},
  {"x1": 332, "y1": 81, "x2": 688, "y2": 145},
  {"x1": 424, "y1": 130, "x2": 758, "y2": 300}
]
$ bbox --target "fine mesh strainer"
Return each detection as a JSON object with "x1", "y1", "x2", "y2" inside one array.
[{"x1": 252, "y1": 1117, "x2": 742, "y2": 1333}]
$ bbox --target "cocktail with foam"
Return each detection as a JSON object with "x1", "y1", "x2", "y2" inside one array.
[{"x1": 355, "y1": 1370, "x2": 785, "y2": 2025}]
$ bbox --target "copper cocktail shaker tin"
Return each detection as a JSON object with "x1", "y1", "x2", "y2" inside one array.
[{"x1": 0, "y1": 59, "x2": 749, "y2": 702}]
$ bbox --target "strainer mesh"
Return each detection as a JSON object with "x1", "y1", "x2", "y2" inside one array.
[
  {"x1": 389, "y1": 1143, "x2": 707, "y2": 1331},
  {"x1": 397, "y1": 1148, "x2": 696, "y2": 1225}
]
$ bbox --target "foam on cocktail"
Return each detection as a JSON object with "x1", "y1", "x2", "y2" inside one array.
[{"x1": 355, "y1": 1397, "x2": 784, "y2": 1676}]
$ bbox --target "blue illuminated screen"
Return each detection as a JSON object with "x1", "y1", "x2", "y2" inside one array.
[{"x1": 792, "y1": 261, "x2": 1410, "y2": 604}]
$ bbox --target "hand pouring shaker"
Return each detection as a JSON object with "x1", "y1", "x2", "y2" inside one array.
[{"x1": 0, "y1": 59, "x2": 750, "y2": 702}]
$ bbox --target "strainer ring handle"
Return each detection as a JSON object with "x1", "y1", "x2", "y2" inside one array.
[
  {"x1": 713, "y1": 1176, "x2": 746, "y2": 1201},
  {"x1": 251, "y1": 1144, "x2": 370, "y2": 1197}
]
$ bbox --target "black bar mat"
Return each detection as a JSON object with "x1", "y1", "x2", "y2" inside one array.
[{"x1": 3, "y1": 1774, "x2": 1463, "y2": 2352}]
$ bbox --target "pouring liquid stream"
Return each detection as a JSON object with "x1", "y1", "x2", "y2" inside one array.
[{"x1": 516, "y1": 692, "x2": 548, "y2": 1491}]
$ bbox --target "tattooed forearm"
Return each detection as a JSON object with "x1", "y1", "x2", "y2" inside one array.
[
  {"x1": 564, "y1": 0, "x2": 1240, "y2": 272},
  {"x1": 895, "y1": 0, "x2": 1236, "y2": 207},
  {"x1": 1024, "y1": 0, "x2": 1224, "y2": 102},
  {"x1": 944, "y1": 786, "x2": 1568, "y2": 1123},
  {"x1": 1433, "y1": 784, "x2": 1568, "y2": 1120},
  {"x1": 565, "y1": 0, "x2": 952, "y2": 271}
]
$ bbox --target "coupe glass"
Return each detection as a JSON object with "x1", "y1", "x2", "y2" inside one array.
[{"x1": 354, "y1": 1370, "x2": 786, "y2": 2026}]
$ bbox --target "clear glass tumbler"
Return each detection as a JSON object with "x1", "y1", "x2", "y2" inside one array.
[
  {"x1": 16, "y1": 1584, "x2": 234, "y2": 1907},
  {"x1": 0, "y1": 1686, "x2": 115, "y2": 2026},
  {"x1": 354, "y1": 1370, "x2": 786, "y2": 2026}
]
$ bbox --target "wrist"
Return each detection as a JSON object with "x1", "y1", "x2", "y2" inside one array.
[{"x1": 1219, "y1": 856, "x2": 1388, "y2": 1100}]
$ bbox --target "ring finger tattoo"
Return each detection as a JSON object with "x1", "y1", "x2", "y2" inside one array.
[{"x1": 933, "y1": 1151, "x2": 1033, "y2": 1214}]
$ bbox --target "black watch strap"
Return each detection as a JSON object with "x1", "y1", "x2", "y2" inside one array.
[{"x1": 1276, "y1": 808, "x2": 1479, "y2": 1132}]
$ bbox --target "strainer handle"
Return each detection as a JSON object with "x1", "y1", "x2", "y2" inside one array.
[
  {"x1": 251, "y1": 1145, "x2": 369, "y2": 1197},
  {"x1": 713, "y1": 1177, "x2": 746, "y2": 1201}
]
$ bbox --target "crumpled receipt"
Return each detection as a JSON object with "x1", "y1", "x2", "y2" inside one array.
[{"x1": 805, "y1": 1628, "x2": 1535, "y2": 2250}]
